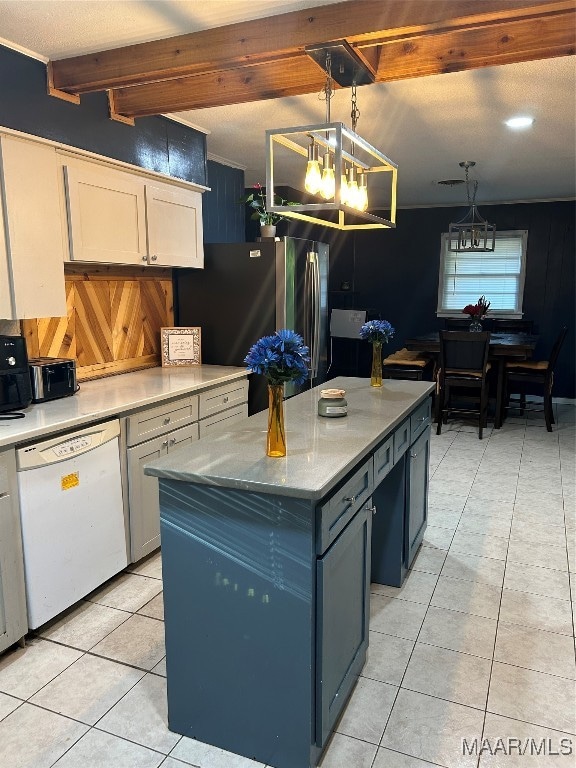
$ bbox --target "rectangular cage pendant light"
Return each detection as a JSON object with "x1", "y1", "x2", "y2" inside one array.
[{"x1": 265, "y1": 122, "x2": 397, "y2": 230}]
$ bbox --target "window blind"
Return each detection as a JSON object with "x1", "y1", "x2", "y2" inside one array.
[{"x1": 438, "y1": 230, "x2": 528, "y2": 315}]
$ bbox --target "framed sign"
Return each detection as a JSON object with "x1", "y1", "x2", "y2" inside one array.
[{"x1": 161, "y1": 327, "x2": 201, "y2": 367}]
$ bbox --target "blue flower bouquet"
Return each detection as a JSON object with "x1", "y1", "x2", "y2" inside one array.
[
  {"x1": 359, "y1": 319, "x2": 395, "y2": 387},
  {"x1": 244, "y1": 330, "x2": 310, "y2": 456}
]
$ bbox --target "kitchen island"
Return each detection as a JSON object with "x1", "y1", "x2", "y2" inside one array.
[{"x1": 145, "y1": 376, "x2": 434, "y2": 768}]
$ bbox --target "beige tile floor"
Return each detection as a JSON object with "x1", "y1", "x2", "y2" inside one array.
[{"x1": 0, "y1": 406, "x2": 574, "y2": 768}]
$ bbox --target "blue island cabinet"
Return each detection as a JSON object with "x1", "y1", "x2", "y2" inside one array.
[
  {"x1": 158, "y1": 456, "x2": 374, "y2": 768},
  {"x1": 147, "y1": 378, "x2": 435, "y2": 768}
]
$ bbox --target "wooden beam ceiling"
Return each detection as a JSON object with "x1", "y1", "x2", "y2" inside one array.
[{"x1": 47, "y1": 0, "x2": 576, "y2": 120}]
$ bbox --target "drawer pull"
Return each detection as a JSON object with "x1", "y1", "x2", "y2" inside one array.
[
  {"x1": 344, "y1": 495, "x2": 356, "y2": 503},
  {"x1": 169, "y1": 438, "x2": 176, "y2": 446},
  {"x1": 223, "y1": 396, "x2": 229, "y2": 403},
  {"x1": 162, "y1": 440, "x2": 169, "y2": 447},
  {"x1": 366, "y1": 505, "x2": 377, "y2": 515},
  {"x1": 151, "y1": 254, "x2": 158, "y2": 262},
  {"x1": 163, "y1": 417, "x2": 171, "y2": 425}
]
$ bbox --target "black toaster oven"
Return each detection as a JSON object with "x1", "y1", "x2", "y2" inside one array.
[{"x1": 29, "y1": 357, "x2": 77, "y2": 403}]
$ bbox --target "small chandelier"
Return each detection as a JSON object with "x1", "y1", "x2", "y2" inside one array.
[
  {"x1": 265, "y1": 41, "x2": 397, "y2": 231},
  {"x1": 449, "y1": 161, "x2": 496, "y2": 252}
]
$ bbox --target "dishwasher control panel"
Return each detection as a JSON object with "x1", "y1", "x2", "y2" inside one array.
[
  {"x1": 16, "y1": 420, "x2": 120, "y2": 471},
  {"x1": 52, "y1": 436, "x2": 92, "y2": 457}
]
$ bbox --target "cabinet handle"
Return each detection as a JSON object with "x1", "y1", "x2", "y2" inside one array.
[
  {"x1": 410, "y1": 451, "x2": 419, "y2": 459},
  {"x1": 223, "y1": 396, "x2": 229, "y2": 403},
  {"x1": 142, "y1": 255, "x2": 148, "y2": 262},
  {"x1": 151, "y1": 254, "x2": 158, "y2": 262},
  {"x1": 344, "y1": 495, "x2": 356, "y2": 503},
  {"x1": 169, "y1": 438, "x2": 176, "y2": 446},
  {"x1": 162, "y1": 440, "x2": 169, "y2": 447},
  {"x1": 365, "y1": 505, "x2": 377, "y2": 515},
  {"x1": 163, "y1": 417, "x2": 171, "y2": 424}
]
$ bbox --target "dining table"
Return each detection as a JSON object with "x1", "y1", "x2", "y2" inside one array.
[{"x1": 405, "y1": 332, "x2": 539, "y2": 429}]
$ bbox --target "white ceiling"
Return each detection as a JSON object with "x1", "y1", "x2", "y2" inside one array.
[{"x1": 0, "y1": 0, "x2": 575, "y2": 207}]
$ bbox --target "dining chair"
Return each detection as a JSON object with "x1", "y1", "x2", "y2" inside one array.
[
  {"x1": 504, "y1": 325, "x2": 568, "y2": 431},
  {"x1": 383, "y1": 348, "x2": 434, "y2": 381},
  {"x1": 491, "y1": 319, "x2": 534, "y2": 334},
  {"x1": 436, "y1": 331, "x2": 492, "y2": 439}
]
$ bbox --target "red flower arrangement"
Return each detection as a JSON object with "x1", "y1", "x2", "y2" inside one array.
[{"x1": 462, "y1": 295, "x2": 491, "y2": 318}]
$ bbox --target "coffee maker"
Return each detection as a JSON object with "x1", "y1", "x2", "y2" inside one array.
[{"x1": 0, "y1": 336, "x2": 32, "y2": 412}]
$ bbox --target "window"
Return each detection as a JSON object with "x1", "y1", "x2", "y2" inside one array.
[{"x1": 437, "y1": 230, "x2": 528, "y2": 317}]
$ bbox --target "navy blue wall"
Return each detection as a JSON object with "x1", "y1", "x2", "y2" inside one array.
[
  {"x1": 203, "y1": 160, "x2": 245, "y2": 243},
  {"x1": 0, "y1": 43, "x2": 207, "y2": 186}
]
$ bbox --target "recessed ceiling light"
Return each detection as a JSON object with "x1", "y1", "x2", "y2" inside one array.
[{"x1": 505, "y1": 116, "x2": 534, "y2": 129}]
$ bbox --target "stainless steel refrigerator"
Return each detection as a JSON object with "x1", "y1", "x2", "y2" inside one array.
[{"x1": 175, "y1": 237, "x2": 329, "y2": 414}]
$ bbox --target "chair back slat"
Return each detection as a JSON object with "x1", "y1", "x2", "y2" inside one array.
[{"x1": 439, "y1": 331, "x2": 491, "y2": 373}]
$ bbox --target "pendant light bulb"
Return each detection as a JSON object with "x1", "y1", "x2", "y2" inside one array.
[
  {"x1": 320, "y1": 152, "x2": 335, "y2": 200},
  {"x1": 340, "y1": 167, "x2": 350, "y2": 205},
  {"x1": 304, "y1": 140, "x2": 321, "y2": 194},
  {"x1": 357, "y1": 171, "x2": 369, "y2": 212},
  {"x1": 347, "y1": 167, "x2": 360, "y2": 209}
]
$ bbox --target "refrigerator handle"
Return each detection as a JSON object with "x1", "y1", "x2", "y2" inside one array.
[
  {"x1": 303, "y1": 255, "x2": 312, "y2": 356},
  {"x1": 311, "y1": 253, "x2": 321, "y2": 380}
]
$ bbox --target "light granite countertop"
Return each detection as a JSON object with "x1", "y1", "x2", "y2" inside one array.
[
  {"x1": 0, "y1": 365, "x2": 247, "y2": 449},
  {"x1": 145, "y1": 376, "x2": 434, "y2": 500}
]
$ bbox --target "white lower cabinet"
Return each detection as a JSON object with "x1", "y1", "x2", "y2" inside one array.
[
  {"x1": 126, "y1": 379, "x2": 248, "y2": 562},
  {"x1": 0, "y1": 448, "x2": 27, "y2": 653},
  {"x1": 127, "y1": 421, "x2": 199, "y2": 561}
]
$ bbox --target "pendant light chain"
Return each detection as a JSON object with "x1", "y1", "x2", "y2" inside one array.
[
  {"x1": 322, "y1": 52, "x2": 333, "y2": 123},
  {"x1": 463, "y1": 161, "x2": 479, "y2": 208},
  {"x1": 350, "y1": 83, "x2": 360, "y2": 133}
]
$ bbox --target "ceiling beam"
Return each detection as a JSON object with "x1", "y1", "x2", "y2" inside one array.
[
  {"x1": 108, "y1": 9, "x2": 576, "y2": 118},
  {"x1": 49, "y1": 0, "x2": 575, "y2": 96},
  {"x1": 110, "y1": 57, "x2": 330, "y2": 117},
  {"x1": 374, "y1": 12, "x2": 576, "y2": 80}
]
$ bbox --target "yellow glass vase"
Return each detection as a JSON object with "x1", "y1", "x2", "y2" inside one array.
[
  {"x1": 371, "y1": 342, "x2": 383, "y2": 387},
  {"x1": 267, "y1": 383, "x2": 286, "y2": 457}
]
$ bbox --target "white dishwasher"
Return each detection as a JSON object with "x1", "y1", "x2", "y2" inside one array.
[{"x1": 16, "y1": 419, "x2": 127, "y2": 629}]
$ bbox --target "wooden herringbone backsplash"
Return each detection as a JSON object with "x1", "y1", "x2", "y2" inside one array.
[{"x1": 21, "y1": 264, "x2": 174, "y2": 380}]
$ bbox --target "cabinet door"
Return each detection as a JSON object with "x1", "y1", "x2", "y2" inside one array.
[
  {"x1": 127, "y1": 435, "x2": 167, "y2": 562},
  {"x1": 0, "y1": 136, "x2": 66, "y2": 319},
  {"x1": 0, "y1": 449, "x2": 28, "y2": 652},
  {"x1": 316, "y1": 505, "x2": 371, "y2": 747},
  {"x1": 405, "y1": 426, "x2": 430, "y2": 568},
  {"x1": 146, "y1": 183, "x2": 204, "y2": 268},
  {"x1": 127, "y1": 423, "x2": 199, "y2": 562},
  {"x1": 64, "y1": 161, "x2": 147, "y2": 265}
]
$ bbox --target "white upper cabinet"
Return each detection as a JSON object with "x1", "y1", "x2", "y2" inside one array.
[
  {"x1": 146, "y1": 184, "x2": 204, "y2": 268},
  {"x1": 64, "y1": 160, "x2": 148, "y2": 265},
  {"x1": 0, "y1": 135, "x2": 67, "y2": 319},
  {"x1": 64, "y1": 158, "x2": 204, "y2": 268}
]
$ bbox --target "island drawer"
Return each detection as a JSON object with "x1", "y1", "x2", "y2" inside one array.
[
  {"x1": 318, "y1": 456, "x2": 374, "y2": 554},
  {"x1": 373, "y1": 435, "x2": 394, "y2": 485},
  {"x1": 199, "y1": 404, "x2": 247, "y2": 438},
  {"x1": 410, "y1": 397, "x2": 432, "y2": 444},
  {"x1": 393, "y1": 418, "x2": 410, "y2": 463},
  {"x1": 199, "y1": 380, "x2": 248, "y2": 420},
  {"x1": 127, "y1": 395, "x2": 199, "y2": 446}
]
